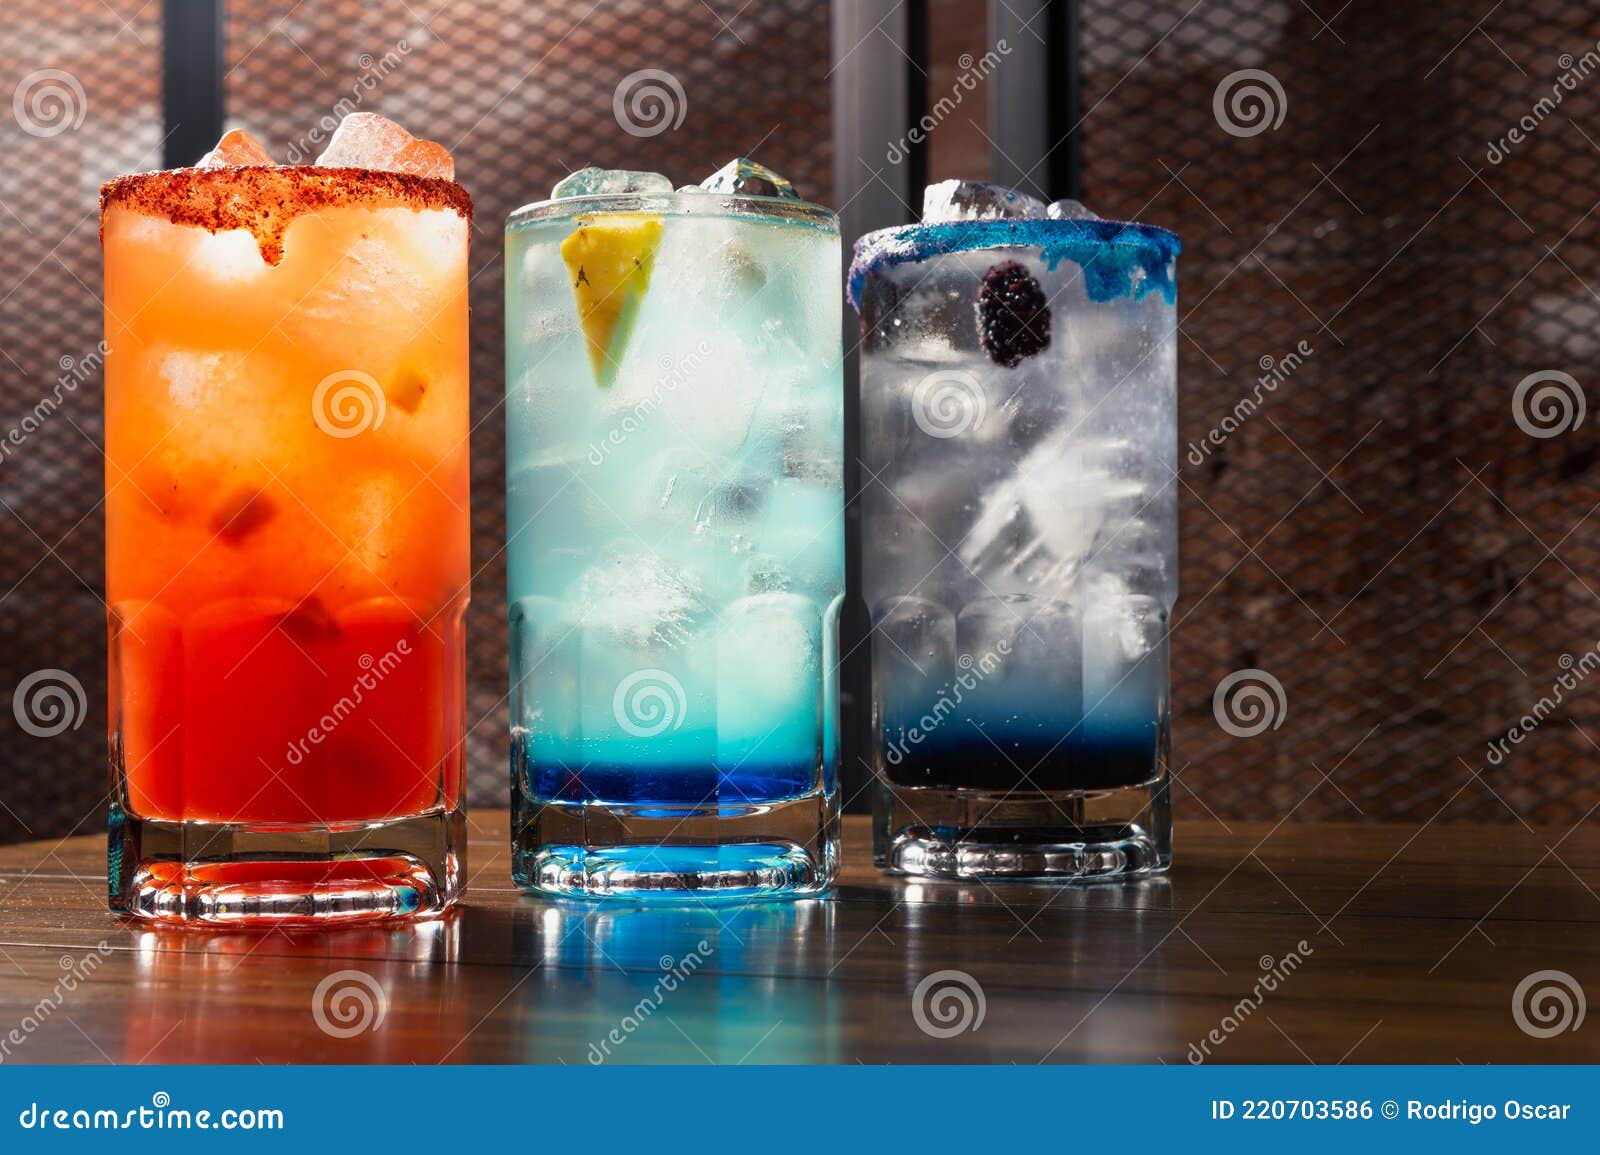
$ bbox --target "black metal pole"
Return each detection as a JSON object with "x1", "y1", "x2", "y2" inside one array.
[
  {"x1": 1049, "y1": 0, "x2": 1084, "y2": 200},
  {"x1": 162, "y1": 0, "x2": 225, "y2": 168},
  {"x1": 905, "y1": 0, "x2": 930, "y2": 210},
  {"x1": 831, "y1": 0, "x2": 923, "y2": 810}
]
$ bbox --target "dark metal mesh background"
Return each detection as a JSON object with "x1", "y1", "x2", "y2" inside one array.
[
  {"x1": 0, "y1": 3, "x2": 162, "y2": 843},
  {"x1": 1079, "y1": 0, "x2": 1600, "y2": 824}
]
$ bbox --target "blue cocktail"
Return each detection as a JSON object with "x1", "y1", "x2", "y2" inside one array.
[
  {"x1": 851, "y1": 180, "x2": 1179, "y2": 880},
  {"x1": 505, "y1": 161, "x2": 843, "y2": 898}
]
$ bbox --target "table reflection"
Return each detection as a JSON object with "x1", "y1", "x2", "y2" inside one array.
[
  {"x1": 120, "y1": 914, "x2": 463, "y2": 1063},
  {"x1": 508, "y1": 899, "x2": 841, "y2": 1064}
]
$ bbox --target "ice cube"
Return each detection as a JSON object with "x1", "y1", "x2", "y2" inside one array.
[
  {"x1": 190, "y1": 229, "x2": 269, "y2": 283},
  {"x1": 776, "y1": 388, "x2": 845, "y2": 484},
  {"x1": 713, "y1": 236, "x2": 768, "y2": 303},
  {"x1": 572, "y1": 548, "x2": 706, "y2": 650},
  {"x1": 958, "y1": 434, "x2": 1144, "y2": 592},
  {"x1": 1008, "y1": 598, "x2": 1082, "y2": 707},
  {"x1": 1081, "y1": 594, "x2": 1167, "y2": 766},
  {"x1": 956, "y1": 596, "x2": 1026, "y2": 672},
  {"x1": 197, "y1": 129, "x2": 273, "y2": 168},
  {"x1": 550, "y1": 166, "x2": 673, "y2": 199},
  {"x1": 1083, "y1": 518, "x2": 1171, "y2": 603},
  {"x1": 210, "y1": 484, "x2": 277, "y2": 543},
  {"x1": 1021, "y1": 438, "x2": 1142, "y2": 549},
  {"x1": 160, "y1": 350, "x2": 230, "y2": 407},
  {"x1": 1046, "y1": 198, "x2": 1099, "y2": 221},
  {"x1": 751, "y1": 478, "x2": 843, "y2": 594},
  {"x1": 716, "y1": 593, "x2": 822, "y2": 765},
  {"x1": 606, "y1": 231, "x2": 768, "y2": 453},
  {"x1": 315, "y1": 113, "x2": 454, "y2": 179},
  {"x1": 700, "y1": 158, "x2": 797, "y2": 198},
  {"x1": 922, "y1": 180, "x2": 1046, "y2": 222},
  {"x1": 280, "y1": 233, "x2": 427, "y2": 372},
  {"x1": 509, "y1": 596, "x2": 579, "y2": 746},
  {"x1": 872, "y1": 596, "x2": 957, "y2": 756},
  {"x1": 637, "y1": 448, "x2": 763, "y2": 541}
]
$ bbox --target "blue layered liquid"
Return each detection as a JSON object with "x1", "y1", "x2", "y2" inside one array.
[
  {"x1": 874, "y1": 601, "x2": 1170, "y2": 793},
  {"x1": 881, "y1": 713, "x2": 1165, "y2": 792},
  {"x1": 515, "y1": 722, "x2": 830, "y2": 806}
]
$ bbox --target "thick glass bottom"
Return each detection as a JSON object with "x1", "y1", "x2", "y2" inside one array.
[
  {"x1": 108, "y1": 803, "x2": 464, "y2": 926},
  {"x1": 512, "y1": 790, "x2": 839, "y2": 901},
  {"x1": 873, "y1": 776, "x2": 1170, "y2": 882}
]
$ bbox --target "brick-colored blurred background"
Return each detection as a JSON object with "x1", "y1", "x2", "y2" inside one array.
[{"x1": 2, "y1": 0, "x2": 1596, "y2": 840}]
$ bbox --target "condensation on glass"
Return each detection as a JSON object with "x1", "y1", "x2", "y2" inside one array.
[{"x1": 851, "y1": 211, "x2": 1179, "y2": 880}]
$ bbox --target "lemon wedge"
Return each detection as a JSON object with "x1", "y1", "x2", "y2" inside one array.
[{"x1": 560, "y1": 214, "x2": 663, "y2": 388}]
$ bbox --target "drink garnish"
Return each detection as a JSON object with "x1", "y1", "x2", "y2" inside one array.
[
  {"x1": 100, "y1": 114, "x2": 468, "y2": 265},
  {"x1": 560, "y1": 213, "x2": 663, "y2": 388},
  {"x1": 976, "y1": 260, "x2": 1051, "y2": 368}
]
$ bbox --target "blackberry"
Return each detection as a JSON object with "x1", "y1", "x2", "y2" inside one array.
[{"x1": 976, "y1": 260, "x2": 1050, "y2": 368}]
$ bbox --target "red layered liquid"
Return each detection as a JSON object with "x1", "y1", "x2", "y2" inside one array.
[{"x1": 113, "y1": 597, "x2": 465, "y2": 824}]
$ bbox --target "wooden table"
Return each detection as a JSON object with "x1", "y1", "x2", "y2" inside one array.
[{"x1": 0, "y1": 814, "x2": 1596, "y2": 1064}]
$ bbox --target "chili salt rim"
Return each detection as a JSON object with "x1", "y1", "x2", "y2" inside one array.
[{"x1": 99, "y1": 165, "x2": 473, "y2": 265}]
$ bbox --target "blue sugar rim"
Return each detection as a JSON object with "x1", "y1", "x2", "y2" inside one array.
[{"x1": 847, "y1": 217, "x2": 1180, "y2": 310}]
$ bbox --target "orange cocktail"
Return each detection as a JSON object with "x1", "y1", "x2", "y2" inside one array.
[{"x1": 101, "y1": 116, "x2": 470, "y2": 924}]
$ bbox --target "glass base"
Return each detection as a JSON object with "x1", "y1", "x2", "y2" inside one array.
[
  {"x1": 512, "y1": 789, "x2": 839, "y2": 901},
  {"x1": 108, "y1": 803, "x2": 464, "y2": 926},
  {"x1": 873, "y1": 776, "x2": 1170, "y2": 882}
]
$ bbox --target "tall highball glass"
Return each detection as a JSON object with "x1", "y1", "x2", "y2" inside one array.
[
  {"x1": 850, "y1": 186, "x2": 1179, "y2": 880},
  {"x1": 505, "y1": 166, "x2": 843, "y2": 899}
]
